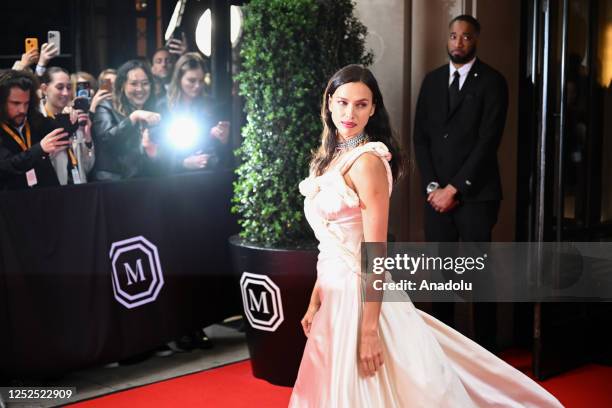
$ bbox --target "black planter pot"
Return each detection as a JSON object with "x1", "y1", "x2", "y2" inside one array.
[{"x1": 229, "y1": 235, "x2": 317, "y2": 387}]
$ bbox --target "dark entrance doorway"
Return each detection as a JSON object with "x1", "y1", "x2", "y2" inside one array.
[{"x1": 519, "y1": 0, "x2": 612, "y2": 379}]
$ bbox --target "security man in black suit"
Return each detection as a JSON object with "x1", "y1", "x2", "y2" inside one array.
[
  {"x1": 414, "y1": 15, "x2": 508, "y2": 242},
  {"x1": 0, "y1": 70, "x2": 69, "y2": 190},
  {"x1": 413, "y1": 15, "x2": 508, "y2": 351}
]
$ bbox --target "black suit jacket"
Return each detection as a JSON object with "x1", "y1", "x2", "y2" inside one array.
[
  {"x1": 414, "y1": 59, "x2": 508, "y2": 202},
  {"x1": 0, "y1": 113, "x2": 59, "y2": 190}
]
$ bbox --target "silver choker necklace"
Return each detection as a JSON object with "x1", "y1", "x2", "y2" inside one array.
[{"x1": 335, "y1": 132, "x2": 368, "y2": 151}]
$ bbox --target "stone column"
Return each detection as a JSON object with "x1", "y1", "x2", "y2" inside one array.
[{"x1": 354, "y1": 0, "x2": 413, "y2": 241}]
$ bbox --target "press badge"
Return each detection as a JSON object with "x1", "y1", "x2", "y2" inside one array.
[
  {"x1": 71, "y1": 168, "x2": 83, "y2": 184},
  {"x1": 26, "y1": 169, "x2": 38, "y2": 187}
]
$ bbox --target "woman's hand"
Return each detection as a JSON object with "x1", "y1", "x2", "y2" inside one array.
[
  {"x1": 141, "y1": 128, "x2": 158, "y2": 158},
  {"x1": 19, "y1": 48, "x2": 39, "y2": 68},
  {"x1": 40, "y1": 128, "x2": 70, "y2": 154},
  {"x1": 210, "y1": 121, "x2": 230, "y2": 145},
  {"x1": 75, "y1": 109, "x2": 92, "y2": 142},
  {"x1": 183, "y1": 152, "x2": 210, "y2": 169},
  {"x1": 167, "y1": 32, "x2": 188, "y2": 55},
  {"x1": 90, "y1": 89, "x2": 112, "y2": 113},
  {"x1": 358, "y1": 328, "x2": 384, "y2": 377},
  {"x1": 64, "y1": 107, "x2": 92, "y2": 142},
  {"x1": 38, "y1": 42, "x2": 59, "y2": 67},
  {"x1": 301, "y1": 303, "x2": 320, "y2": 337},
  {"x1": 130, "y1": 110, "x2": 161, "y2": 127}
]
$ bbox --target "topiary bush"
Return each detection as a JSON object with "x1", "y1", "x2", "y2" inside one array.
[{"x1": 232, "y1": 0, "x2": 373, "y2": 247}]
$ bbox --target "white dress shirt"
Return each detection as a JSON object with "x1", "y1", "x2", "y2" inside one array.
[{"x1": 449, "y1": 57, "x2": 476, "y2": 90}]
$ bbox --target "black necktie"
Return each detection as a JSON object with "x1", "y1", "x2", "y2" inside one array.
[{"x1": 448, "y1": 71, "x2": 460, "y2": 111}]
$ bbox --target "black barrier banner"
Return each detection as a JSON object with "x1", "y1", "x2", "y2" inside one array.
[
  {"x1": 361, "y1": 242, "x2": 612, "y2": 302},
  {"x1": 0, "y1": 171, "x2": 241, "y2": 378}
]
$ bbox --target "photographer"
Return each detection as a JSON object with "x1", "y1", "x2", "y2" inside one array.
[
  {"x1": 157, "y1": 52, "x2": 230, "y2": 173},
  {"x1": 92, "y1": 59, "x2": 161, "y2": 181},
  {"x1": 40, "y1": 67, "x2": 95, "y2": 185},
  {"x1": 92, "y1": 68, "x2": 116, "y2": 116},
  {"x1": 0, "y1": 70, "x2": 69, "y2": 190}
]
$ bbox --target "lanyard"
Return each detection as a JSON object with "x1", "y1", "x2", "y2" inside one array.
[
  {"x1": 44, "y1": 105, "x2": 56, "y2": 119},
  {"x1": 1, "y1": 122, "x2": 31, "y2": 151},
  {"x1": 67, "y1": 147, "x2": 78, "y2": 167}
]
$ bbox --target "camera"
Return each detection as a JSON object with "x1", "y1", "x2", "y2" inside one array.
[
  {"x1": 73, "y1": 97, "x2": 90, "y2": 113},
  {"x1": 74, "y1": 81, "x2": 91, "y2": 126}
]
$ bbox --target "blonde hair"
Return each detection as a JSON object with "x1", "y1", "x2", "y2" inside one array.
[
  {"x1": 167, "y1": 52, "x2": 207, "y2": 109},
  {"x1": 98, "y1": 68, "x2": 117, "y2": 84},
  {"x1": 70, "y1": 71, "x2": 97, "y2": 99}
]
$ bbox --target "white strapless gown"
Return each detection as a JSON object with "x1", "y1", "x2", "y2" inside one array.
[{"x1": 289, "y1": 142, "x2": 563, "y2": 408}]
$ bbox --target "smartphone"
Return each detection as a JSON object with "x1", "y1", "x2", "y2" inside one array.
[
  {"x1": 172, "y1": 29, "x2": 184, "y2": 41},
  {"x1": 76, "y1": 81, "x2": 91, "y2": 99},
  {"x1": 47, "y1": 31, "x2": 61, "y2": 55},
  {"x1": 25, "y1": 38, "x2": 38, "y2": 53},
  {"x1": 54, "y1": 113, "x2": 79, "y2": 136},
  {"x1": 100, "y1": 78, "x2": 112, "y2": 92}
]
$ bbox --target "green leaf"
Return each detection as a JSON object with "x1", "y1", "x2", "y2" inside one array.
[{"x1": 232, "y1": 0, "x2": 373, "y2": 246}]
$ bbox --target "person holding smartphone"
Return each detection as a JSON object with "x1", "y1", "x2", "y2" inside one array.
[
  {"x1": 157, "y1": 52, "x2": 230, "y2": 173},
  {"x1": 92, "y1": 60, "x2": 161, "y2": 181},
  {"x1": 39, "y1": 67, "x2": 95, "y2": 185},
  {"x1": 150, "y1": 33, "x2": 187, "y2": 98},
  {"x1": 150, "y1": 47, "x2": 175, "y2": 98},
  {"x1": 12, "y1": 41, "x2": 59, "y2": 76},
  {"x1": 0, "y1": 70, "x2": 69, "y2": 190}
]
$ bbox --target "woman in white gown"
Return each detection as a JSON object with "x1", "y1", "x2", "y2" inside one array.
[{"x1": 290, "y1": 65, "x2": 563, "y2": 407}]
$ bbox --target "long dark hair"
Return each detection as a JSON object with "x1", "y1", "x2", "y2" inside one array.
[
  {"x1": 113, "y1": 59, "x2": 156, "y2": 116},
  {"x1": 311, "y1": 64, "x2": 403, "y2": 181},
  {"x1": 0, "y1": 69, "x2": 41, "y2": 124}
]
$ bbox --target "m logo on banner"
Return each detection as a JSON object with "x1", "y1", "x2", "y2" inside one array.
[
  {"x1": 124, "y1": 259, "x2": 145, "y2": 285},
  {"x1": 109, "y1": 236, "x2": 164, "y2": 309},
  {"x1": 240, "y1": 272, "x2": 284, "y2": 332}
]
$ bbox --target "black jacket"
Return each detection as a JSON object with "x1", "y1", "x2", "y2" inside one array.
[
  {"x1": 91, "y1": 100, "x2": 159, "y2": 180},
  {"x1": 0, "y1": 112, "x2": 59, "y2": 190},
  {"x1": 414, "y1": 59, "x2": 508, "y2": 201}
]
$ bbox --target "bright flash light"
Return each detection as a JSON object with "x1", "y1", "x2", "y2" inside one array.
[{"x1": 167, "y1": 115, "x2": 200, "y2": 150}]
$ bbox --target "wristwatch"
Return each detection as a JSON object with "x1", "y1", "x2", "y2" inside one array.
[{"x1": 426, "y1": 181, "x2": 440, "y2": 194}]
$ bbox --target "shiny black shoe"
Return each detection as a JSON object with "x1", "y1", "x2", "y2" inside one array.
[
  {"x1": 175, "y1": 334, "x2": 196, "y2": 352},
  {"x1": 154, "y1": 344, "x2": 175, "y2": 357},
  {"x1": 193, "y1": 329, "x2": 214, "y2": 349}
]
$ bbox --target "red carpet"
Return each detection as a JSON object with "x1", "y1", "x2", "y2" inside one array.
[{"x1": 70, "y1": 353, "x2": 612, "y2": 407}]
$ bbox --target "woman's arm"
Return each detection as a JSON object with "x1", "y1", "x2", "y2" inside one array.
[
  {"x1": 300, "y1": 279, "x2": 321, "y2": 337},
  {"x1": 73, "y1": 128, "x2": 95, "y2": 174},
  {"x1": 346, "y1": 152, "x2": 390, "y2": 377},
  {"x1": 92, "y1": 102, "x2": 137, "y2": 147}
]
